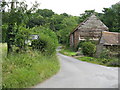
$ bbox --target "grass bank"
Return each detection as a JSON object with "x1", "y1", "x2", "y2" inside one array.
[
  {"x1": 2, "y1": 44, "x2": 60, "y2": 88},
  {"x1": 76, "y1": 56, "x2": 119, "y2": 67},
  {"x1": 59, "y1": 49, "x2": 77, "y2": 56},
  {"x1": 59, "y1": 48, "x2": 119, "y2": 67}
]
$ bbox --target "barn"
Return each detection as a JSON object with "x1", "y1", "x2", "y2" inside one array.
[
  {"x1": 96, "y1": 31, "x2": 120, "y2": 57},
  {"x1": 99, "y1": 31, "x2": 120, "y2": 47},
  {"x1": 69, "y1": 14, "x2": 109, "y2": 48}
]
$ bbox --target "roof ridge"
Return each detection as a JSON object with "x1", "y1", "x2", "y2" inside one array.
[
  {"x1": 70, "y1": 14, "x2": 93, "y2": 35},
  {"x1": 103, "y1": 31, "x2": 120, "y2": 34},
  {"x1": 70, "y1": 14, "x2": 108, "y2": 35}
]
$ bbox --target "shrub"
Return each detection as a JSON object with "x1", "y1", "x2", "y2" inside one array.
[
  {"x1": 14, "y1": 25, "x2": 31, "y2": 52},
  {"x1": 107, "y1": 58, "x2": 120, "y2": 67},
  {"x1": 76, "y1": 41, "x2": 85, "y2": 50},
  {"x1": 31, "y1": 26, "x2": 58, "y2": 55},
  {"x1": 31, "y1": 34, "x2": 57, "y2": 55},
  {"x1": 31, "y1": 26, "x2": 58, "y2": 46},
  {"x1": 81, "y1": 42, "x2": 96, "y2": 56},
  {"x1": 100, "y1": 48, "x2": 111, "y2": 59},
  {"x1": 31, "y1": 39, "x2": 46, "y2": 52},
  {"x1": 101, "y1": 58, "x2": 110, "y2": 64}
]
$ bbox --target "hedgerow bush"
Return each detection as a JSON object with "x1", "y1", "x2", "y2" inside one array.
[
  {"x1": 15, "y1": 26, "x2": 30, "y2": 51},
  {"x1": 100, "y1": 48, "x2": 111, "y2": 59},
  {"x1": 76, "y1": 41, "x2": 85, "y2": 50},
  {"x1": 32, "y1": 26, "x2": 58, "y2": 46},
  {"x1": 31, "y1": 34, "x2": 57, "y2": 55},
  {"x1": 107, "y1": 58, "x2": 120, "y2": 67},
  {"x1": 31, "y1": 39, "x2": 46, "y2": 52},
  {"x1": 31, "y1": 26, "x2": 58, "y2": 55},
  {"x1": 81, "y1": 42, "x2": 96, "y2": 56}
]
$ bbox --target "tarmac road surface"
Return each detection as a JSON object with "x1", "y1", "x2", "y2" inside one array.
[{"x1": 34, "y1": 53, "x2": 118, "y2": 88}]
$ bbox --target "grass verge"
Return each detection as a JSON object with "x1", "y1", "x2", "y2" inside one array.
[
  {"x1": 59, "y1": 47, "x2": 119, "y2": 67},
  {"x1": 59, "y1": 49, "x2": 77, "y2": 56},
  {"x1": 76, "y1": 56, "x2": 119, "y2": 67},
  {"x1": 2, "y1": 44, "x2": 60, "y2": 88}
]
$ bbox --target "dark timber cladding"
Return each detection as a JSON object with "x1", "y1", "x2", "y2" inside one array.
[{"x1": 70, "y1": 14, "x2": 109, "y2": 48}]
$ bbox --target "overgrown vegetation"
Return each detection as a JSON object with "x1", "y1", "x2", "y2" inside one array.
[
  {"x1": 1, "y1": 0, "x2": 120, "y2": 88},
  {"x1": 59, "y1": 42, "x2": 119, "y2": 67},
  {"x1": 77, "y1": 56, "x2": 119, "y2": 67},
  {"x1": 2, "y1": 1, "x2": 120, "y2": 47},
  {"x1": 1, "y1": 1, "x2": 60, "y2": 88},
  {"x1": 99, "y1": 3, "x2": 120, "y2": 32},
  {"x1": 59, "y1": 49, "x2": 77, "y2": 56},
  {"x1": 31, "y1": 26, "x2": 58, "y2": 55},
  {"x1": 80, "y1": 42, "x2": 96, "y2": 57},
  {"x1": 2, "y1": 44, "x2": 60, "y2": 88}
]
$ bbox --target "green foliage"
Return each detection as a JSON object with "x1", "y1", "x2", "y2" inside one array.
[
  {"x1": 36, "y1": 9, "x2": 54, "y2": 17},
  {"x1": 32, "y1": 26, "x2": 58, "y2": 45},
  {"x1": 101, "y1": 58, "x2": 110, "y2": 64},
  {"x1": 31, "y1": 36, "x2": 56, "y2": 55},
  {"x1": 81, "y1": 42, "x2": 96, "y2": 56},
  {"x1": 31, "y1": 39, "x2": 46, "y2": 52},
  {"x1": 26, "y1": 15, "x2": 46, "y2": 28},
  {"x1": 77, "y1": 56, "x2": 120, "y2": 67},
  {"x1": 57, "y1": 16, "x2": 79, "y2": 44},
  {"x1": 79, "y1": 10, "x2": 95, "y2": 23},
  {"x1": 15, "y1": 26, "x2": 30, "y2": 51},
  {"x1": 60, "y1": 13, "x2": 69, "y2": 17},
  {"x1": 59, "y1": 49, "x2": 77, "y2": 56},
  {"x1": 2, "y1": 51, "x2": 60, "y2": 88},
  {"x1": 31, "y1": 26, "x2": 58, "y2": 55},
  {"x1": 77, "y1": 57, "x2": 95, "y2": 62},
  {"x1": 2, "y1": 24, "x2": 8, "y2": 43},
  {"x1": 100, "y1": 3, "x2": 120, "y2": 32},
  {"x1": 107, "y1": 58, "x2": 120, "y2": 67},
  {"x1": 48, "y1": 14, "x2": 67, "y2": 31},
  {"x1": 76, "y1": 41, "x2": 85, "y2": 50},
  {"x1": 100, "y1": 48, "x2": 111, "y2": 59},
  {"x1": 1, "y1": 1, "x2": 40, "y2": 53}
]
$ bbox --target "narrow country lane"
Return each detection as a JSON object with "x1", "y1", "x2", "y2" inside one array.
[{"x1": 34, "y1": 53, "x2": 118, "y2": 88}]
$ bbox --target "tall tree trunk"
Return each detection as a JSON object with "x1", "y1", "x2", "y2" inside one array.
[
  {"x1": 7, "y1": 1, "x2": 15, "y2": 54},
  {"x1": 7, "y1": 23, "x2": 14, "y2": 54},
  {"x1": 7, "y1": 42, "x2": 12, "y2": 54}
]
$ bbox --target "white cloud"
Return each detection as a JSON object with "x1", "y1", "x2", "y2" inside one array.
[{"x1": 5, "y1": 0, "x2": 120, "y2": 16}]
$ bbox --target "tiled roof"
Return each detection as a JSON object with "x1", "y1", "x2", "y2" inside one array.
[{"x1": 100, "y1": 31, "x2": 120, "y2": 45}]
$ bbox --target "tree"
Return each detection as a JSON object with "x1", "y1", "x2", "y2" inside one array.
[
  {"x1": 60, "y1": 13, "x2": 69, "y2": 17},
  {"x1": 100, "y1": 3, "x2": 120, "y2": 32},
  {"x1": 1, "y1": 0, "x2": 40, "y2": 53},
  {"x1": 79, "y1": 10, "x2": 95, "y2": 23},
  {"x1": 26, "y1": 15, "x2": 46, "y2": 28},
  {"x1": 57, "y1": 16, "x2": 79, "y2": 44},
  {"x1": 36, "y1": 9, "x2": 54, "y2": 17},
  {"x1": 48, "y1": 14, "x2": 66, "y2": 31}
]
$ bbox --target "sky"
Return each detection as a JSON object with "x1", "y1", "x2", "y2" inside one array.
[{"x1": 5, "y1": 0, "x2": 120, "y2": 16}]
